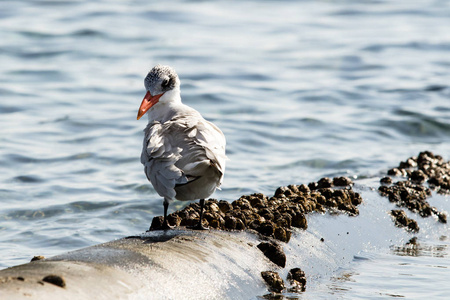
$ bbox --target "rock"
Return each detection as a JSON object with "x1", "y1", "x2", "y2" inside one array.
[
  {"x1": 261, "y1": 271, "x2": 285, "y2": 293},
  {"x1": 249, "y1": 196, "x2": 266, "y2": 208},
  {"x1": 410, "y1": 170, "x2": 427, "y2": 183},
  {"x1": 378, "y1": 163, "x2": 445, "y2": 224},
  {"x1": 274, "y1": 226, "x2": 290, "y2": 243},
  {"x1": 298, "y1": 184, "x2": 310, "y2": 194},
  {"x1": 287, "y1": 267, "x2": 306, "y2": 292},
  {"x1": 333, "y1": 176, "x2": 353, "y2": 186},
  {"x1": 319, "y1": 188, "x2": 334, "y2": 200},
  {"x1": 232, "y1": 211, "x2": 248, "y2": 227},
  {"x1": 437, "y1": 212, "x2": 447, "y2": 224},
  {"x1": 259, "y1": 208, "x2": 274, "y2": 221},
  {"x1": 209, "y1": 218, "x2": 221, "y2": 229},
  {"x1": 274, "y1": 186, "x2": 289, "y2": 198},
  {"x1": 149, "y1": 177, "x2": 363, "y2": 241},
  {"x1": 283, "y1": 189, "x2": 295, "y2": 197},
  {"x1": 390, "y1": 210, "x2": 419, "y2": 232},
  {"x1": 387, "y1": 168, "x2": 405, "y2": 176},
  {"x1": 391, "y1": 210, "x2": 408, "y2": 226},
  {"x1": 407, "y1": 219, "x2": 420, "y2": 232},
  {"x1": 317, "y1": 177, "x2": 333, "y2": 189},
  {"x1": 224, "y1": 215, "x2": 237, "y2": 230},
  {"x1": 389, "y1": 151, "x2": 450, "y2": 196},
  {"x1": 257, "y1": 221, "x2": 275, "y2": 237},
  {"x1": 287, "y1": 184, "x2": 300, "y2": 194},
  {"x1": 399, "y1": 158, "x2": 417, "y2": 169},
  {"x1": 308, "y1": 181, "x2": 318, "y2": 191},
  {"x1": 42, "y1": 275, "x2": 66, "y2": 288},
  {"x1": 167, "y1": 214, "x2": 181, "y2": 227},
  {"x1": 207, "y1": 202, "x2": 220, "y2": 213},
  {"x1": 149, "y1": 216, "x2": 164, "y2": 230},
  {"x1": 380, "y1": 177, "x2": 392, "y2": 185},
  {"x1": 278, "y1": 213, "x2": 292, "y2": 228},
  {"x1": 0, "y1": 232, "x2": 282, "y2": 299},
  {"x1": 235, "y1": 218, "x2": 246, "y2": 230},
  {"x1": 183, "y1": 216, "x2": 199, "y2": 227},
  {"x1": 407, "y1": 236, "x2": 418, "y2": 245},
  {"x1": 30, "y1": 255, "x2": 45, "y2": 262},
  {"x1": 291, "y1": 213, "x2": 307, "y2": 229},
  {"x1": 218, "y1": 200, "x2": 233, "y2": 213},
  {"x1": 350, "y1": 191, "x2": 363, "y2": 206},
  {"x1": 257, "y1": 241, "x2": 286, "y2": 268},
  {"x1": 325, "y1": 198, "x2": 337, "y2": 208},
  {"x1": 232, "y1": 199, "x2": 252, "y2": 210}
]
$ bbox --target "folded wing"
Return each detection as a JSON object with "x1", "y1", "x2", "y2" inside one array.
[{"x1": 141, "y1": 111, "x2": 226, "y2": 201}]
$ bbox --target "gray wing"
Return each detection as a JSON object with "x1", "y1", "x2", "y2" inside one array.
[{"x1": 141, "y1": 113, "x2": 226, "y2": 201}]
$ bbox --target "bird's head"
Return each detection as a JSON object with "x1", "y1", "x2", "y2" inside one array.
[{"x1": 137, "y1": 65, "x2": 180, "y2": 120}]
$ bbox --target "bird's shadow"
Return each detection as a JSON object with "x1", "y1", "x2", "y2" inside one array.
[{"x1": 125, "y1": 228, "x2": 195, "y2": 244}]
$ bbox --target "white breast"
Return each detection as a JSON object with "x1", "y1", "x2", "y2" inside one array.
[{"x1": 141, "y1": 103, "x2": 226, "y2": 202}]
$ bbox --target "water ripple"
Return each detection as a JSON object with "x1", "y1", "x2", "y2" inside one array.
[{"x1": 1, "y1": 4, "x2": 450, "y2": 293}]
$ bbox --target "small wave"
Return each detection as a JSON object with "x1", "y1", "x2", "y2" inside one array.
[
  {"x1": 18, "y1": 30, "x2": 57, "y2": 39},
  {"x1": 0, "y1": 104, "x2": 23, "y2": 114},
  {"x1": 363, "y1": 41, "x2": 450, "y2": 53},
  {"x1": 13, "y1": 175, "x2": 44, "y2": 183},
  {"x1": 70, "y1": 29, "x2": 105, "y2": 37},
  {"x1": 5, "y1": 152, "x2": 97, "y2": 164},
  {"x1": 424, "y1": 85, "x2": 447, "y2": 92},
  {"x1": 381, "y1": 85, "x2": 449, "y2": 93},
  {"x1": 7, "y1": 69, "x2": 70, "y2": 81},
  {"x1": 371, "y1": 114, "x2": 450, "y2": 139},
  {"x1": 14, "y1": 49, "x2": 69, "y2": 59}
]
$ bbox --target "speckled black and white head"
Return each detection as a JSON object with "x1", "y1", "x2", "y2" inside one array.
[
  {"x1": 137, "y1": 65, "x2": 181, "y2": 120},
  {"x1": 144, "y1": 65, "x2": 180, "y2": 96}
]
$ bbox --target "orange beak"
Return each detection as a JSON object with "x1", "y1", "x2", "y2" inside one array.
[{"x1": 137, "y1": 91, "x2": 164, "y2": 120}]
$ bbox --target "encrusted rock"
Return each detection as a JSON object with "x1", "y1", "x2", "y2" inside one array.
[
  {"x1": 380, "y1": 177, "x2": 393, "y2": 185},
  {"x1": 257, "y1": 221, "x2": 275, "y2": 237},
  {"x1": 218, "y1": 200, "x2": 233, "y2": 213},
  {"x1": 388, "y1": 168, "x2": 406, "y2": 177},
  {"x1": 261, "y1": 271, "x2": 285, "y2": 293},
  {"x1": 150, "y1": 177, "x2": 363, "y2": 241},
  {"x1": 287, "y1": 267, "x2": 306, "y2": 292},
  {"x1": 333, "y1": 176, "x2": 353, "y2": 186},
  {"x1": 30, "y1": 255, "x2": 45, "y2": 262},
  {"x1": 437, "y1": 212, "x2": 447, "y2": 224},
  {"x1": 257, "y1": 241, "x2": 286, "y2": 268},
  {"x1": 167, "y1": 214, "x2": 181, "y2": 227},
  {"x1": 274, "y1": 186, "x2": 290, "y2": 198},
  {"x1": 298, "y1": 184, "x2": 310, "y2": 194},
  {"x1": 291, "y1": 213, "x2": 307, "y2": 229},
  {"x1": 316, "y1": 177, "x2": 333, "y2": 189},
  {"x1": 379, "y1": 152, "x2": 449, "y2": 229},
  {"x1": 42, "y1": 275, "x2": 66, "y2": 288},
  {"x1": 149, "y1": 216, "x2": 164, "y2": 231},
  {"x1": 410, "y1": 170, "x2": 427, "y2": 184},
  {"x1": 274, "y1": 226, "x2": 291, "y2": 243},
  {"x1": 389, "y1": 151, "x2": 450, "y2": 194},
  {"x1": 391, "y1": 210, "x2": 419, "y2": 232},
  {"x1": 224, "y1": 215, "x2": 237, "y2": 230}
]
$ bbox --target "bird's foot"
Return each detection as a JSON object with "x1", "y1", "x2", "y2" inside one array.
[
  {"x1": 148, "y1": 220, "x2": 174, "y2": 231},
  {"x1": 188, "y1": 222, "x2": 209, "y2": 231},
  {"x1": 160, "y1": 221, "x2": 175, "y2": 230}
]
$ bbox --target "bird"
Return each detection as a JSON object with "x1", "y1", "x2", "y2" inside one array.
[{"x1": 137, "y1": 65, "x2": 227, "y2": 230}]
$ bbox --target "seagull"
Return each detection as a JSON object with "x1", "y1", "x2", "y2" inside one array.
[{"x1": 137, "y1": 65, "x2": 227, "y2": 230}]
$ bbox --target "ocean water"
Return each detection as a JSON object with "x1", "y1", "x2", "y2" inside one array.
[{"x1": 1, "y1": 0, "x2": 449, "y2": 298}]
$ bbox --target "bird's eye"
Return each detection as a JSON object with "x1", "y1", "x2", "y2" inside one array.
[{"x1": 161, "y1": 78, "x2": 172, "y2": 89}]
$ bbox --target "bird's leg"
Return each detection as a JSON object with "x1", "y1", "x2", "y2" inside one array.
[
  {"x1": 160, "y1": 199, "x2": 174, "y2": 230},
  {"x1": 190, "y1": 199, "x2": 209, "y2": 230}
]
